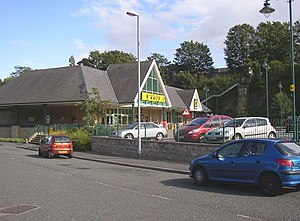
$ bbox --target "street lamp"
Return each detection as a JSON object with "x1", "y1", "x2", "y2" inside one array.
[
  {"x1": 262, "y1": 58, "x2": 270, "y2": 118},
  {"x1": 260, "y1": 0, "x2": 297, "y2": 140},
  {"x1": 278, "y1": 82, "x2": 283, "y2": 125},
  {"x1": 203, "y1": 86, "x2": 209, "y2": 115},
  {"x1": 127, "y1": 11, "x2": 141, "y2": 157}
]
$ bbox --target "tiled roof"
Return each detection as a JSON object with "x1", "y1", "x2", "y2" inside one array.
[
  {"x1": 107, "y1": 61, "x2": 152, "y2": 103},
  {"x1": 0, "y1": 65, "x2": 117, "y2": 105}
]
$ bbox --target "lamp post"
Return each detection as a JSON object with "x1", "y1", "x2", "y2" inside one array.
[
  {"x1": 260, "y1": 0, "x2": 297, "y2": 140},
  {"x1": 278, "y1": 82, "x2": 283, "y2": 125},
  {"x1": 127, "y1": 11, "x2": 141, "y2": 157},
  {"x1": 203, "y1": 86, "x2": 209, "y2": 115},
  {"x1": 262, "y1": 58, "x2": 270, "y2": 118}
]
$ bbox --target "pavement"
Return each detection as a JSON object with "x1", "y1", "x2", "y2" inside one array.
[{"x1": 14, "y1": 143, "x2": 190, "y2": 175}]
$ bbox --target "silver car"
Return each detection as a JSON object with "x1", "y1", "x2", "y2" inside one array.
[
  {"x1": 205, "y1": 117, "x2": 276, "y2": 143},
  {"x1": 111, "y1": 122, "x2": 168, "y2": 140}
]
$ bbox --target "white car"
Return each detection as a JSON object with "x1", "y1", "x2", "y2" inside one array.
[
  {"x1": 205, "y1": 117, "x2": 276, "y2": 143},
  {"x1": 111, "y1": 122, "x2": 168, "y2": 141}
]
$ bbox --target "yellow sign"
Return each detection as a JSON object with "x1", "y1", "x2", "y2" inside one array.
[
  {"x1": 194, "y1": 99, "x2": 199, "y2": 109},
  {"x1": 290, "y1": 84, "x2": 295, "y2": 92},
  {"x1": 142, "y1": 92, "x2": 166, "y2": 102}
]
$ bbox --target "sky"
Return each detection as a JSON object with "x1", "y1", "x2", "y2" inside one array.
[{"x1": 0, "y1": 0, "x2": 299, "y2": 80}]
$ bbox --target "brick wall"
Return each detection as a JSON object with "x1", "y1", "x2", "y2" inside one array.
[{"x1": 92, "y1": 136, "x2": 220, "y2": 163}]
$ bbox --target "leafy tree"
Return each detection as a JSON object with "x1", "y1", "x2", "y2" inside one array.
[
  {"x1": 78, "y1": 88, "x2": 110, "y2": 126},
  {"x1": 147, "y1": 53, "x2": 170, "y2": 67},
  {"x1": 10, "y1": 66, "x2": 32, "y2": 78},
  {"x1": 69, "y1": 55, "x2": 76, "y2": 66},
  {"x1": 271, "y1": 92, "x2": 292, "y2": 119},
  {"x1": 224, "y1": 23, "x2": 256, "y2": 76},
  {"x1": 294, "y1": 20, "x2": 300, "y2": 63},
  {"x1": 172, "y1": 71, "x2": 196, "y2": 89},
  {"x1": 174, "y1": 40, "x2": 214, "y2": 75},
  {"x1": 78, "y1": 50, "x2": 136, "y2": 70}
]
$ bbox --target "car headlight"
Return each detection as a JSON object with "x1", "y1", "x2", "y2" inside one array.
[{"x1": 188, "y1": 128, "x2": 200, "y2": 134}]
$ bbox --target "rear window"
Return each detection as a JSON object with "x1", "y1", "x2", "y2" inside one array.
[
  {"x1": 275, "y1": 142, "x2": 300, "y2": 156},
  {"x1": 53, "y1": 136, "x2": 71, "y2": 143}
]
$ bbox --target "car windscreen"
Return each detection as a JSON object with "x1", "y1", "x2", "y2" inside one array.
[
  {"x1": 224, "y1": 119, "x2": 246, "y2": 127},
  {"x1": 54, "y1": 136, "x2": 71, "y2": 143},
  {"x1": 126, "y1": 123, "x2": 137, "y2": 129},
  {"x1": 186, "y1": 117, "x2": 209, "y2": 126},
  {"x1": 275, "y1": 142, "x2": 300, "y2": 156}
]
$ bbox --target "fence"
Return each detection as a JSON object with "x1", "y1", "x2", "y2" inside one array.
[{"x1": 173, "y1": 118, "x2": 300, "y2": 144}]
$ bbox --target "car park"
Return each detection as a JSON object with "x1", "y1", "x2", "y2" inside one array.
[
  {"x1": 111, "y1": 122, "x2": 167, "y2": 140},
  {"x1": 174, "y1": 115, "x2": 231, "y2": 142},
  {"x1": 205, "y1": 117, "x2": 276, "y2": 143},
  {"x1": 39, "y1": 135, "x2": 73, "y2": 159},
  {"x1": 189, "y1": 138, "x2": 300, "y2": 196}
]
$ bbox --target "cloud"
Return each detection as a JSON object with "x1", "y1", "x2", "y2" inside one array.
[{"x1": 73, "y1": 0, "x2": 299, "y2": 66}]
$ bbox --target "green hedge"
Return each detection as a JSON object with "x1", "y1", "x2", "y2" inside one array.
[
  {"x1": 0, "y1": 138, "x2": 26, "y2": 143},
  {"x1": 67, "y1": 127, "x2": 92, "y2": 152}
]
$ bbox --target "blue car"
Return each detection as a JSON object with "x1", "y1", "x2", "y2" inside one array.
[{"x1": 189, "y1": 139, "x2": 300, "y2": 196}]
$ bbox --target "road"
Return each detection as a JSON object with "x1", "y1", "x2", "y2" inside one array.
[{"x1": 1, "y1": 142, "x2": 300, "y2": 221}]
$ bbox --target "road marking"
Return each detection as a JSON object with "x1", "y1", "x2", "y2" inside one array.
[
  {"x1": 96, "y1": 181, "x2": 174, "y2": 201},
  {"x1": 237, "y1": 214, "x2": 262, "y2": 220}
]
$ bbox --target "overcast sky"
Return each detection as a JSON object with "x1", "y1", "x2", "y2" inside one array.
[{"x1": 0, "y1": 0, "x2": 299, "y2": 80}]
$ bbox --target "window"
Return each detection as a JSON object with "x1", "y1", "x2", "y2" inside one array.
[
  {"x1": 217, "y1": 142, "x2": 243, "y2": 158},
  {"x1": 242, "y1": 142, "x2": 266, "y2": 157},
  {"x1": 211, "y1": 118, "x2": 220, "y2": 127},
  {"x1": 244, "y1": 119, "x2": 256, "y2": 127},
  {"x1": 257, "y1": 119, "x2": 267, "y2": 126}
]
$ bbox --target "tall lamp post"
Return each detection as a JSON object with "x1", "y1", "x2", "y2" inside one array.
[
  {"x1": 262, "y1": 58, "x2": 270, "y2": 118},
  {"x1": 278, "y1": 82, "x2": 283, "y2": 125},
  {"x1": 127, "y1": 11, "x2": 141, "y2": 157},
  {"x1": 203, "y1": 86, "x2": 209, "y2": 115},
  {"x1": 260, "y1": 0, "x2": 297, "y2": 140}
]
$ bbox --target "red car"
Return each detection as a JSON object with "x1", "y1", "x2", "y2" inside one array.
[
  {"x1": 39, "y1": 135, "x2": 74, "y2": 159},
  {"x1": 175, "y1": 115, "x2": 232, "y2": 142}
]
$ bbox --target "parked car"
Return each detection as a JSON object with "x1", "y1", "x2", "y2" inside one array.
[
  {"x1": 174, "y1": 115, "x2": 232, "y2": 142},
  {"x1": 285, "y1": 116, "x2": 300, "y2": 133},
  {"x1": 189, "y1": 138, "x2": 300, "y2": 196},
  {"x1": 205, "y1": 117, "x2": 276, "y2": 143},
  {"x1": 111, "y1": 122, "x2": 167, "y2": 140},
  {"x1": 39, "y1": 135, "x2": 73, "y2": 159}
]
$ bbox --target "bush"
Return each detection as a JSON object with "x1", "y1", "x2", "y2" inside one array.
[{"x1": 68, "y1": 127, "x2": 92, "y2": 152}]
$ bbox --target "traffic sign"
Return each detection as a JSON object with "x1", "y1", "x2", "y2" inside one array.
[
  {"x1": 182, "y1": 108, "x2": 190, "y2": 116},
  {"x1": 45, "y1": 115, "x2": 51, "y2": 125}
]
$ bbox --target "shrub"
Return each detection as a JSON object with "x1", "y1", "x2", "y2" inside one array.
[
  {"x1": 0, "y1": 138, "x2": 26, "y2": 143},
  {"x1": 68, "y1": 127, "x2": 92, "y2": 152}
]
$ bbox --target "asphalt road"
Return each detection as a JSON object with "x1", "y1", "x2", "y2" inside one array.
[{"x1": 1, "y1": 143, "x2": 300, "y2": 221}]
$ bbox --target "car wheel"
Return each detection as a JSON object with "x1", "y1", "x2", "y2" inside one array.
[
  {"x1": 38, "y1": 148, "x2": 42, "y2": 156},
  {"x1": 233, "y1": 133, "x2": 242, "y2": 140},
  {"x1": 48, "y1": 151, "x2": 53, "y2": 159},
  {"x1": 68, "y1": 154, "x2": 73, "y2": 159},
  {"x1": 124, "y1": 133, "x2": 134, "y2": 139},
  {"x1": 260, "y1": 173, "x2": 282, "y2": 196},
  {"x1": 193, "y1": 167, "x2": 208, "y2": 186},
  {"x1": 156, "y1": 132, "x2": 164, "y2": 141},
  {"x1": 268, "y1": 132, "x2": 276, "y2": 138}
]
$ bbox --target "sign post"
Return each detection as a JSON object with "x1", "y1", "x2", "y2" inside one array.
[{"x1": 45, "y1": 115, "x2": 51, "y2": 136}]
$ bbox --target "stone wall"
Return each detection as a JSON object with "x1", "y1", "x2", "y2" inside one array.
[
  {"x1": 92, "y1": 136, "x2": 220, "y2": 163},
  {"x1": 0, "y1": 127, "x2": 32, "y2": 138}
]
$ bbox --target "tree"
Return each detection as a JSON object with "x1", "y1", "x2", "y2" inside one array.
[
  {"x1": 78, "y1": 88, "x2": 110, "y2": 126},
  {"x1": 224, "y1": 23, "x2": 256, "y2": 76},
  {"x1": 147, "y1": 53, "x2": 170, "y2": 67},
  {"x1": 172, "y1": 71, "x2": 196, "y2": 89},
  {"x1": 294, "y1": 20, "x2": 300, "y2": 63},
  {"x1": 10, "y1": 66, "x2": 32, "y2": 78},
  {"x1": 69, "y1": 55, "x2": 76, "y2": 66},
  {"x1": 272, "y1": 92, "x2": 292, "y2": 119},
  {"x1": 78, "y1": 50, "x2": 136, "y2": 70},
  {"x1": 174, "y1": 40, "x2": 214, "y2": 75}
]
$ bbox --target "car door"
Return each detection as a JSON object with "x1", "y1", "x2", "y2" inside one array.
[
  {"x1": 242, "y1": 118, "x2": 257, "y2": 138},
  {"x1": 234, "y1": 142, "x2": 266, "y2": 182},
  {"x1": 144, "y1": 123, "x2": 156, "y2": 138},
  {"x1": 207, "y1": 141, "x2": 244, "y2": 181},
  {"x1": 139, "y1": 123, "x2": 146, "y2": 138},
  {"x1": 256, "y1": 118, "x2": 268, "y2": 138}
]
